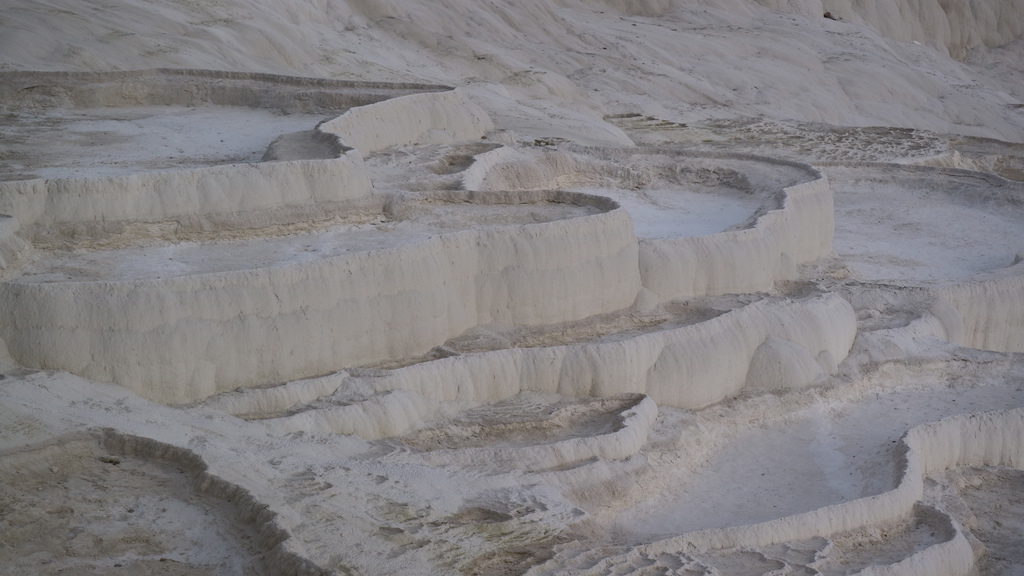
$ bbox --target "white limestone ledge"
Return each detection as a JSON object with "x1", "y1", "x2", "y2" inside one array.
[
  {"x1": 337, "y1": 292, "x2": 855, "y2": 411},
  {"x1": 934, "y1": 259, "x2": 1024, "y2": 354},
  {"x1": 204, "y1": 292, "x2": 854, "y2": 441},
  {"x1": 0, "y1": 69, "x2": 498, "y2": 249},
  {"x1": 0, "y1": 69, "x2": 475, "y2": 250},
  {"x1": 0, "y1": 215, "x2": 29, "y2": 270},
  {"x1": 639, "y1": 171, "x2": 832, "y2": 303},
  {"x1": 411, "y1": 394, "x2": 658, "y2": 472},
  {"x1": 462, "y1": 145, "x2": 835, "y2": 303},
  {"x1": 816, "y1": 161, "x2": 1024, "y2": 359},
  {"x1": 857, "y1": 258, "x2": 1024, "y2": 360},
  {"x1": 0, "y1": 152, "x2": 374, "y2": 248},
  {"x1": 0, "y1": 72, "x2": 542, "y2": 403},
  {"x1": 0, "y1": 190, "x2": 639, "y2": 405},
  {"x1": 614, "y1": 408, "x2": 1024, "y2": 575}
]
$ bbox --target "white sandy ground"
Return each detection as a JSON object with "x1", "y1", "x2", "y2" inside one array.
[{"x1": 1, "y1": 1, "x2": 1024, "y2": 575}]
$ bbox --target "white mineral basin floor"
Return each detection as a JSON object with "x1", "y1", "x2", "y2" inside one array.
[
  {"x1": 12, "y1": 202, "x2": 600, "y2": 283},
  {"x1": 615, "y1": 380, "x2": 1024, "y2": 539},
  {"x1": 579, "y1": 187, "x2": 762, "y2": 238},
  {"x1": 0, "y1": 105, "x2": 331, "y2": 181},
  {"x1": 827, "y1": 166, "x2": 1024, "y2": 285}
]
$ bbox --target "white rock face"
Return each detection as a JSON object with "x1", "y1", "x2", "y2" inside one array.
[
  {"x1": 0, "y1": 215, "x2": 28, "y2": 271},
  {"x1": 411, "y1": 395, "x2": 660, "y2": 471},
  {"x1": 745, "y1": 335, "x2": 828, "y2": 391},
  {"x1": 638, "y1": 172, "x2": 834, "y2": 301},
  {"x1": 936, "y1": 271, "x2": 1024, "y2": 353},
  {"x1": 0, "y1": 4, "x2": 1023, "y2": 576},
  {"x1": 821, "y1": 0, "x2": 1024, "y2": 59},
  {"x1": 0, "y1": 191, "x2": 640, "y2": 404},
  {"x1": 361, "y1": 293, "x2": 855, "y2": 410},
  {"x1": 747, "y1": 0, "x2": 1024, "y2": 59},
  {"x1": 551, "y1": 407, "x2": 1024, "y2": 574},
  {"x1": 465, "y1": 146, "x2": 836, "y2": 301}
]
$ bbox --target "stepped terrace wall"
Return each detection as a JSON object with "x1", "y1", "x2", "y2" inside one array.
[
  {"x1": 0, "y1": 74, "x2": 513, "y2": 403},
  {"x1": 572, "y1": 407, "x2": 1024, "y2": 576},
  {"x1": 462, "y1": 147, "x2": 835, "y2": 303},
  {"x1": 0, "y1": 191, "x2": 640, "y2": 404},
  {"x1": 935, "y1": 268, "x2": 1024, "y2": 354},
  {"x1": 0, "y1": 153, "x2": 374, "y2": 249},
  {"x1": 342, "y1": 292, "x2": 856, "y2": 411}
]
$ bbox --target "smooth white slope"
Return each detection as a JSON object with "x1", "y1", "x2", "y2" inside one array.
[{"x1": 1, "y1": 1, "x2": 1022, "y2": 141}]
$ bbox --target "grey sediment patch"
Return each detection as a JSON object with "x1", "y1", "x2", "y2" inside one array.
[
  {"x1": 0, "y1": 68, "x2": 451, "y2": 114},
  {"x1": 0, "y1": 429, "x2": 332, "y2": 576}
]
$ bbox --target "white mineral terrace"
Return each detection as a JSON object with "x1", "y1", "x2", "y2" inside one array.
[
  {"x1": 1, "y1": 4, "x2": 1024, "y2": 574},
  {"x1": 615, "y1": 383, "x2": 1024, "y2": 537},
  {"x1": 0, "y1": 105, "x2": 330, "y2": 180},
  {"x1": 10, "y1": 201, "x2": 602, "y2": 283},
  {"x1": 826, "y1": 164, "x2": 1024, "y2": 285}
]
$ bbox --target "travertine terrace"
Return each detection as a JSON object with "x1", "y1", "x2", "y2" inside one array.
[{"x1": 1, "y1": 2, "x2": 1024, "y2": 575}]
